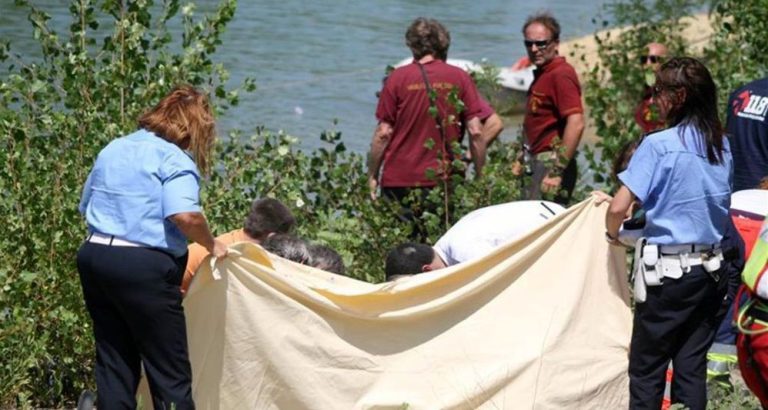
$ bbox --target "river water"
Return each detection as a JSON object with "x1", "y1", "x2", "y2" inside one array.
[{"x1": 1, "y1": 0, "x2": 606, "y2": 152}]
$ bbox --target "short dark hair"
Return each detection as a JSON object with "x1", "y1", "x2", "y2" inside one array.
[
  {"x1": 385, "y1": 242, "x2": 434, "y2": 281},
  {"x1": 263, "y1": 233, "x2": 311, "y2": 265},
  {"x1": 243, "y1": 198, "x2": 296, "y2": 240},
  {"x1": 405, "y1": 17, "x2": 451, "y2": 60},
  {"x1": 309, "y1": 243, "x2": 346, "y2": 275},
  {"x1": 522, "y1": 11, "x2": 561, "y2": 42}
]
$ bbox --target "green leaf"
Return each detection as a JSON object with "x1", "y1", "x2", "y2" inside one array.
[{"x1": 20, "y1": 270, "x2": 39, "y2": 283}]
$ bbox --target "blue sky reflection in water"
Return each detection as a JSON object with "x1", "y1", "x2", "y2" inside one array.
[{"x1": 0, "y1": 0, "x2": 606, "y2": 152}]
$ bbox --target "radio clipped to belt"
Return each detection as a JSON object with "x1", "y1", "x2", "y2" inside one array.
[
  {"x1": 633, "y1": 238, "x2": 659, "y2": 303},
  {"x1": 632, "y1": 237, "x2": 724, "y2": 303}
]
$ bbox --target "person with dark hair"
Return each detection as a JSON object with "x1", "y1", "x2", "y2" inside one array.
[
  {"x1": 77, "y1": 85, "x2": 227, "y2": 409},
  {"x1": 605, "y1": 57, "x2": 732, "y2": 409},
  {"x1": 368, "y1": 17, "x2": 485, "y2": 239},
  {"x1": 308, "y1": 243, "x2": 346, "y2": 275},
  {"x1": 385, "y1": 242, "x2": 444, "y2": 281},
  {"x1": 263, "y1": 233, "x2": 312, "y2": 265},
  {"x1": 726, "y1": 76, "x2": 768, "y2": 192},
  {"x1": 182, "y1": 198, "x2": 295, "y2": 293},
  {"x1": 518, "y1": 11, "x2": 585, "y2": 205}
]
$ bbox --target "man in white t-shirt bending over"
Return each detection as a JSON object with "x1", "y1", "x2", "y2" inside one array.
[{"x1": 385, "y1": 200, "x2": 565, "y2": 280}]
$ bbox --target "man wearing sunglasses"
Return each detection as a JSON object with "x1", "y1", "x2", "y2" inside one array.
[
  {"x1": 634, "y1": 42, "x2": 668, "y2": 133},
  {"x1": 520, "y1": 12, "x2": 584, "y2": 205}
]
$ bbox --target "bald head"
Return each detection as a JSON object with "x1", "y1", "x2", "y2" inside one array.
[
  {"x1": 647, "y1": 43, "x2": 668, "y2": 58},
  {"x1": 642, "y1": 43, "x2": 668, "y2": 70}
]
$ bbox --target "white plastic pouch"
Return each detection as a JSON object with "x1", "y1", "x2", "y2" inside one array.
[
  {"x1": 633, "y1": 237, "x2": 647, "y2": 303},
  {"x1": 702, "y1": 252, "x2": 722, "y2": 273},
  {"x1": 642, "y1": 243, "x2": 658, "y2": 266},
  {"x1": 659, "y1": 257, "x2": 684, "y2": 279},
  {"x1": 641, "y1": 243, "x2": 664, "y2": 286}
]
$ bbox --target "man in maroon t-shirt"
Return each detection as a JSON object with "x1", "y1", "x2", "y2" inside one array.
[
  {"x1": 520, "y1": 12, "x2": 585, "y2": 204},
  {"x1": 367, "y1": 18, "x2": 485, "y2": 236},
  {"x1": 634, "y1": 42, "x2": 668, "y2": 133}
]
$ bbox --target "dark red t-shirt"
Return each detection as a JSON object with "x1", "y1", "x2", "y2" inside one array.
[
  {"x1": 634, "y1": 89, "x2": 665, "y2": 133},
  {"x1": 523, "y1": 56, "x2": 583, "y2": 155},
  {"x1": 376, "y1": 59, "x2": 484, "y2": 187}
]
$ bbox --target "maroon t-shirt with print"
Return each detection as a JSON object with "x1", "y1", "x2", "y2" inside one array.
[
  {"x1": 634, "y1": 90, "x2": 665, "y2": 133},
  {"x1": 376, "y1": 59, "x2": 484, "y2": 187},
  {"x1": 523, "y1": 56, "x2": 583, "y2": 155}
]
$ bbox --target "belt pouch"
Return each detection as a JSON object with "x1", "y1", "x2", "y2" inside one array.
[
  {"x1": 659, "y1": 255, "x2": 684, "y2": 279},
  {"x1": 702, "y1": 251, "x2": 722, "y2": 273},
  {"x1": 633, "y1": 238, "x2": 648, "y2": 303},
  {"x1": 642, "y1": 243, "x2": 663, "y2": 285}
]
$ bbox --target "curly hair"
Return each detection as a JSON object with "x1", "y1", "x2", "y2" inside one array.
[
  {"x1": 405, "y1": 17, "x2": 451, "y2": 60},
  {"x1": 243, "y1": 198, "x2": 296, "y2": 240},
  {"x1": 308, "y1": 243, "x2": 346, "y2": 275},
  {"x1": 263, "y1": 234, "x2": 311, "y2": 265},
  {"x1": 522, "y1": 11, "x2": 561, "y2": 41}
]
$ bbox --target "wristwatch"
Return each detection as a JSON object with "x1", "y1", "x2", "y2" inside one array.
[{"x1": 605, "y1": 231, "x2": 618, "y2": 243}]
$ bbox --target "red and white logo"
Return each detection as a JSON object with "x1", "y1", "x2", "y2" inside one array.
[{"x1": 733, "y1": 90, "x2": 768, "y2": 121}]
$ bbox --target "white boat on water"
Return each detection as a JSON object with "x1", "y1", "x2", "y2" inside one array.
[
  {"x1": 498, "y1": 65, "x2": 534, "y2": 92},
  {"x1": 393, "y1": 57, "x2": 533, "y2": 114},
  {"x1": 394, "y1": 57, "x2": 534, "y2": 93}
]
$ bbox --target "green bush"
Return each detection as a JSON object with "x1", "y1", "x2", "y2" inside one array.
[
  {"x1": 2, "y1": 0, "x2": 767, "y2": 406},
  {"x1": 0, "y1": 0, "x2": 524, "y2": 405},
  {"x1": 0, "y1": 0, "x2": 242, "y2": 406},
  {"x1": 578, "y1": 0, "x2": 698, "y2": 193},
  {"x1": 704, "y1": 0, "x2": 768, "y2": 109},
  {"x1": 579, "y1": 0, "x2": 768, "y2": 194}
]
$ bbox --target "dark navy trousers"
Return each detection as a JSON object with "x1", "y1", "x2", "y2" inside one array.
[
  {"x1": 77, "y1": 242, "x2": 194, "y2": 410},
  {"x1": 629, "y1": 265, "x2": 728, "y2": 410}
]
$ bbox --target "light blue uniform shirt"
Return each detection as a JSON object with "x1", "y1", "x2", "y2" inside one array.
[
  {"x1": 79, "y1": 129, "x2": 201, "y2": 256},
  {"x1": 619, "y1": 125, "x2": 733, "y2": 246}
]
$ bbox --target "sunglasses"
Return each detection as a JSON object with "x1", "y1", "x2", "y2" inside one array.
[
  {"x1": 640, "y1": 55, "x2": 663, "y2": 64},
  {"x1": 523, "y1": 39, "x2": 553, "y2": 49}
]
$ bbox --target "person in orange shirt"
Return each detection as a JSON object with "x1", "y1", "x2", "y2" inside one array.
[{"x1": 181, "y1": 198, "x2": 295, "y2": 293}]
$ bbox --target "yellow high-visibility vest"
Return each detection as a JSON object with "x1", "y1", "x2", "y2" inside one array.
[{"x1": 743, "y1": 215, "x2": 768, "y2": 293}]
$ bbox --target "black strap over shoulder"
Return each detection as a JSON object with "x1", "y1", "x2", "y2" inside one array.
[{"x1": 416, "y1": 63, "x2": 453, "y2": 162}]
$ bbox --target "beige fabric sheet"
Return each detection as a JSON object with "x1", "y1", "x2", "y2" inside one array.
[{"x1": 178, "y1": 198, "x2": 631, "y2": 409}]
